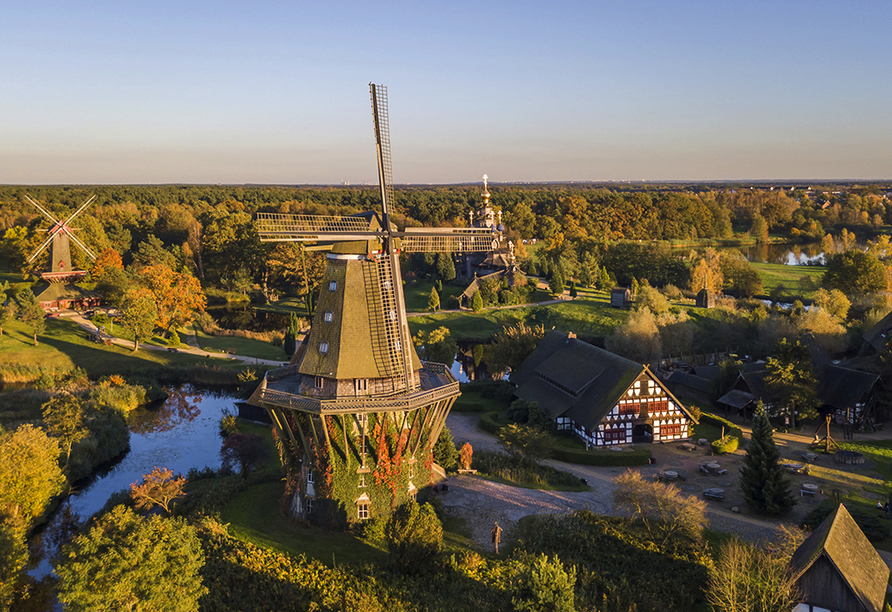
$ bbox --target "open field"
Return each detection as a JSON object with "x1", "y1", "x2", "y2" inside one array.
[
  {"x1": 751, "y1": 262, "x2": 824, "y2": 300},
  {"x1": 0, "y1": 318, "x2": 241, "y2": 381},
  {"x1": 192, "y1": 325, "x2": 288, "y2": 362},
  {"x1": 409, "y1": 288, "x2": 627, "y2": 341}
]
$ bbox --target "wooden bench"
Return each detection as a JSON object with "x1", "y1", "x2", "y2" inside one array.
[
  {"x1": 703, "y1": 489, "x2": 724, "y2": 500},
  {"x1": 800, "y1": 489, "x2": 816, "y2": 497}
]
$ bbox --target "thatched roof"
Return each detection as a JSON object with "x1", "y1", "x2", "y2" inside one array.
[
  {"x1": 667, "y1": 370, "x2": 713, "y2": 394},
  {"x1": 298, "y1": 257, "x2": 421, "y2": 380},
  {"x1": 790, "y1": 504, "x2": 889, "y2": 612},
  {"x1": 512, "y1": 331, "x2": 695, "y2": 431},
  {"x1": 863, "y1": 311, "x2": 892, "y2": 352},
  {"x1": 35, "y1": 282, "x2": 99, "y2": 303},
  {"x1": 819, "y1": 365, "x2": 879, "y2": 412},
  {"x1": 716, "y1": 389, "x2": 756, "y2": 410}
]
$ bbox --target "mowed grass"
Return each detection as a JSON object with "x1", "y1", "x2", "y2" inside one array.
[
  {"x1": 751, "y1": 262, "x2": 825, "y2": 299},
  {"x1": 192, "y1": 326, "x2": 289, "y2": 362},
  {"x1": 404, "y1": 280, "x2": 466, "y2": 312},
  {"x1": 0, "y1": 318, "x2": 237, "y2": 380},
  {"x1": 409, "y1": 288, "x2": 627, "y2": 341}
]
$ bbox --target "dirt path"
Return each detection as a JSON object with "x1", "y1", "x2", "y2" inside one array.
[{"x1": 443, "y1": 413, "x2": 794, "y2": 549}]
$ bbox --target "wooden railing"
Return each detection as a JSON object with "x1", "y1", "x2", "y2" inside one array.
[{"x1": 259, "y1": 380, "x2": 459, "y2": 414}]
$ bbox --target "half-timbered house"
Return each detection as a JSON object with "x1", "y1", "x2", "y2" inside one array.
[{"x1": 512, "y1": 331, "x2": 697, "y2": 446}]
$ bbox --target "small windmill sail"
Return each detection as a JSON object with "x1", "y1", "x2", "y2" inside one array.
[{"x1": 25, "y1": 195, "x2": 97, "y2": 281}]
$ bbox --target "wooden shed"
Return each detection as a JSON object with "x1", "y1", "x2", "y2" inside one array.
[
  {"x1": 695, "y1": 288, "x2": 716, "y2": 309},
  {"x1": 610, "y1": 287, "x2": 631, "y2": 309},
  {"x1": 790, "y1": 504, "x2": 889, "y2": 612}
]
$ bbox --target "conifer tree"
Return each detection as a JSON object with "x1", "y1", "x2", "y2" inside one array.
[
  {"x1": 471, "y1": 290, "x2": 484, "y2": 312},
  {"x1": 740, "y1": 403, "x2": 795, "y2": 515},
  {"x1": 427, "y1": 286, "x2": 440, "y2": 312}
]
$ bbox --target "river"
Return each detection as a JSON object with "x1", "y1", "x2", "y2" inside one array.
[{"x1": 29, "y1": 385, "x2": 240, "y2": 580}]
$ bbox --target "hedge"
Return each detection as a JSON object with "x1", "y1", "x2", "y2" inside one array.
[
  {"x1": 551, "y1": 446, "x2": 652, "y2": 467},
  {"x1": 711, "y1": 435, "x2": 739, "y2": 455},
  {"x1": 452, "y1": 401, "x2": 486, "y2": 413},
  {"x1": 479, "y1": 411, "x2": 503, "y2": 435},
  {"x1": 699, "y1": 412, "x2": 743, "y2": 440}
]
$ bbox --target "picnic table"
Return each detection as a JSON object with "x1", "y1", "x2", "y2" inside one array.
[{"x1": 703, "y1": 488, "x2": 725, "y2": 500}]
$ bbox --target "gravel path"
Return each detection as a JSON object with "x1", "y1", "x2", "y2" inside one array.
[{"x1": 443, "y1": 412, "x2": 787, "y2": 549}]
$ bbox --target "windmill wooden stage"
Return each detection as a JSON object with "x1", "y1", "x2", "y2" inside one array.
[{"x1": 248, "y1": 84, "x2": 497, "y2": 522}]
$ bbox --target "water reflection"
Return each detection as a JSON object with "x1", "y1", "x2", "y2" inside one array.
[{"x1": 30, "y1": 385, "x2": 237, "y2": 579}]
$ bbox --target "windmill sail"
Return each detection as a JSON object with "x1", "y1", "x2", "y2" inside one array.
[{"x1": 25, "y1": 195, "x2": 97, "y2": 279}]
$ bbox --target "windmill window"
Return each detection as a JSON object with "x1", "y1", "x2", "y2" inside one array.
[
  {"x1": 305, "y1": 498, "x2": 314, "y2": 513},
  {"x1": 329, "y1": 281, "x2": 338, "y2": 292},
  {"x1": 357, "y1": 502, "x2": 370, "y2": 520},
  {"x1": 307, "y1": 471, "x2": 314, "y2": 484},
  {"x1": 314, "y1": 376, "x2": 324, "y2": 389},
  {"x1": 324, "y1": 310, "x2": 334, "y2": 323},
  {"x1": 319, "y1": 342, "x2": 329, "y2": 354},
  {"x1": 354, "y1": 378, "x2": 368, "y2": 392},
  {"x1": 359, "y1": 474, "x2": 366, "y2": 488}
]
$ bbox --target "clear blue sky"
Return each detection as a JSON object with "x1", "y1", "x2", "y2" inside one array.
[{"x1": 2, "y1": 1, "x2": 890, "y2": 184}]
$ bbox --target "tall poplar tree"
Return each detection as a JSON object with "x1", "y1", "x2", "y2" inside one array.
[{"x1": 739, "y1": 404, "x2": 795, "y2": 515}]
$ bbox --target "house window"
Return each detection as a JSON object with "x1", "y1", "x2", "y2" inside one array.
[
  {"x1": 319, "y1": 342, "x2": 329, "y2": 354},
  {"x1": 359, "y1": 474, "x2": 366, "y2": 488},
  {"x1": 354, "y1": 378, "x2": 368, "y2": 393},
  {"x1": 661, "y1": 424, "x2": 682, "y2": 437},
  {"x1": 314, "y1": 376, "x2": 324, "y2": 389},
  {"x1": 324, "y1": 310, "x2": 334, "y2": 323},
  {"x1": 604, "y1": 428, "x2": 626, "y2": 442},
  {"x1": 307, "y1": 471, "x2": 314, "y2": 484},
  {"x1": 618, "y1": 402, "x2": 639, "y2": 416},
  {"x1": 329, "y1": 281, "x2": 338, "y2": 291},
  {"x1": 305, "y1": 498, "x2": 314, "y2": 513},
  {"x1": 357, "y1": 502, "x2": 370, "y2": 520}
]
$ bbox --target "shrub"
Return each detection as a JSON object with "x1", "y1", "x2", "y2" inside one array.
[
  {"x1": 479, "y1": 411, "x2": 503, "y2": 435},
  {"x1": 432, "y1": 427, "x2": 458, "y2": 472},
  {"x1": 473, "y1": 450, "x2": 580, "y2": 488},
  {"x1": 512, "y1": 553, "x2": 576, "y2": 612},
  {"x1": 384, "y1": 501, "x2": 443, "y2": 574},
  {"x1": 711, "y1": 435, "x2": 739, "y2": 455},
  {"x1": 699, "y1": 412, "x2": 743, "y2": 439}
]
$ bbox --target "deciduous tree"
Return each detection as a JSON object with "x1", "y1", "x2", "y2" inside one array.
[
  {"x1": 138, "y1": 264, "x2": 206, "y2": 331},
  {"x1": 765, "y1": 338, "x2": 819, "y2": 427},
  {"x1": 497, "y1": 424, "x2": 551, "y2": 465},
  {"x1": 120, "y1": 287, "x2": 157, "y2": 351},
  {"x1": 384, "y1": 501, "x2": 443, "y2": 574},
  {"x1": 16, "y1": 288, "x2": 45, "y2": 346},
  {"x1": 490, "y1": 322, "x2": 545, "y2": 374},
  {"x1": 55, "y1": 505, "x2": 207, "y2": 612},
  {"x1": 823, "y1": 249, "x2": 887, "y2": 297},
  {"x1": 0, "y1": 425, "x2": 66, "y2": 523},
  {"x1": 221, "y1": 433, "x2": 269, "y2": 479},
  {"x1": 130, "y1": 467, "x2": 186, "y2": 515},
  {"x1": 413, "y1": 326, "x2": 458, "y2": 365},
  {"x1": 41, "y1": 394, "x2": 88, "y2": 466},
  {"x1": 613, "y1": 470, "x2": 706, "y2": 553}
]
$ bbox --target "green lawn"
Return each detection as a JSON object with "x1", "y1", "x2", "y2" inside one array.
[
  {"x1": 0, "y1": 318, "x2": 234, "y2": 380},
  {"x1": 453, "y1": 388, "x2": 512, "y2": 413},
  {"x1": 404, "y1": 280, "x2": 466, "y2": 312},
  {"x1": 192, "y1": 326, "x2": 289, "y2": 362},
  {"x1": 409, "y1": 288, "x2": 628, "y2": 341},
  {"x1": 751, "y1": 262, "x2": 825, "y2": 300}
]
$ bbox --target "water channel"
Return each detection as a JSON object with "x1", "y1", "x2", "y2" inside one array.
[{"x1": 29, "y1": 385, "x2": 240, "y2": 579}]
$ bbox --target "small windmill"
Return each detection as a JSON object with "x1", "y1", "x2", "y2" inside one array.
[
  {"x1": 25, "y1": 195, "x2": 97, "y2": 282},
  {"x1": 250, "y1": 84, "x2": 497, "y2": 520}
]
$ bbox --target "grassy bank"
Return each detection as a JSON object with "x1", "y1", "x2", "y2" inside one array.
[
  {"x1": 0, "y1": 318, "x2": 245, "y2": 381},
  {"x1": 751, "y1": 262, "x2": 824, "y2": 300},
  {"x1": 409, "y1": 288, "x2": 627, "y2": 341}
]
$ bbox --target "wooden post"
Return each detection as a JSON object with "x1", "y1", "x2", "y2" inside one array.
[{"x1": 491, "y1": 522, "x2": 503, "y2": 554}]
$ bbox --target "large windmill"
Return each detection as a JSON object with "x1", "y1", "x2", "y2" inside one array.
[
  {"x1": 24, "y1": 195, "x2": 101, "y2": 311},
  {"x1": 25, "y1": 195, "x2": 97, "y2": 282},
  {"x1": 248, "y1": 84, "x2": 497, "y2": 521}
]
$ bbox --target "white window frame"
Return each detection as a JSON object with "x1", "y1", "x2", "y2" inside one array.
[
  {"x1": 329, "y1": 281, "x2": 338, "y2": 291},
  {"x1": 357, "y1": 502, "x2": 370, "y2": 520},
  {"x1": 324, "y1": 310, "x2": 334, "y2": 323},
  {"x1": 319, "y1": 342, "x2": 329, "y2": 354}
]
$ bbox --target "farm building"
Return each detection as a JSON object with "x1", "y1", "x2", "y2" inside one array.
[
  {"x1": 790, "y1": 504, "x2": 888, "y2": 612},
  {"x1": 512, "y1": 331, "x2": 697, "y2": 446}
]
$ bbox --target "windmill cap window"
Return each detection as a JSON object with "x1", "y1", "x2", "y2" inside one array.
[
  {"x1": 319, "y1": 342, "x2": 329, "y2": 354},
  {"x1": 324, "y1": 310, "x2": 334, "y2": 323},
  {"x1": 329, "y1": 281, "x2": 338, "y2": 291}
]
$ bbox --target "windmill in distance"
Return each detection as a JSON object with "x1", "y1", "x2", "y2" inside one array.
[
  {"x1": 248, "y1": 83, "x2": 498, "y2": 522},
  {"x1": 23, "y1": 195, "x2": 102, "y2": 312},
  {"x1": 25, "y1": 195, "x2": 97, "y2": 282}
]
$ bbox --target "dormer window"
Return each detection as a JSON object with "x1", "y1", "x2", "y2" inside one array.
[
  {"x1": 319, "y1": 342, "x2": 329, "y2": 354},
  {"x1": 329, "y1": 281, "x2": 338, "y2": 292},
  {"x1": 324, "y1": 310, "x2": 334, "y2": 323}
]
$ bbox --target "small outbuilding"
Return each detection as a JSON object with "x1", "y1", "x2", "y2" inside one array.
[
  {"x1": 790, "y1": 504, "x2": 889, "y2": 612},
  {"x1": 610, "y1": 287, "x2": 631, "y2": 309},
  {"x1": 695, "y1": 288, "x2": 716, "y2": 309}
]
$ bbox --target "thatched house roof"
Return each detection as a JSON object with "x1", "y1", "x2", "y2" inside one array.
[
  {"x1": 819, "y1": 365, "x2": 879, "y2": 412},
  {"x1": 863, "y1": 311, "x2": 892, "y2": 352},
  {"x1": 512, "y1": 331, "x2": 696, "y2": 431},
  {"x1": 790, "y1": 504, "x2": 889, "y2": 612}
]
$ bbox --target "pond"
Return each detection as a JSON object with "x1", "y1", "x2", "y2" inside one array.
[
  {"x1": 29, "y1": 385, "x2": 240, "y2": 580},
  {"x1": 206, "y1": 304, "x2": 289, "y2": 332}
]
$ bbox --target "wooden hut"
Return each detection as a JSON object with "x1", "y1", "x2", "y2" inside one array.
[
  {"x1": 790, "y1": 504, "x2": 888, "y2": 612},
  {"x1": 610, "y1": 287, "x2": 631, "y2": 309},
  {"x1": 695, "y1": 288, "x2": 716, "y2": 308}
]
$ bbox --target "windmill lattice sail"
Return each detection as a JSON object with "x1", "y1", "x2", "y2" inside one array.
[{"x1": 248, "y1": 84, "x2": 498, "y2": 524}]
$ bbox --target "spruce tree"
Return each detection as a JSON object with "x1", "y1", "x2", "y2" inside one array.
[
  {"x1": 427, "y1": 286, "x2": 440, "y2": 312},
  {"x1": 471, "y1": 290, "x2": 484, "y2": 313},
  {"x1": 739, "y1": 403, "x2": 795, "y2": 515}
]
